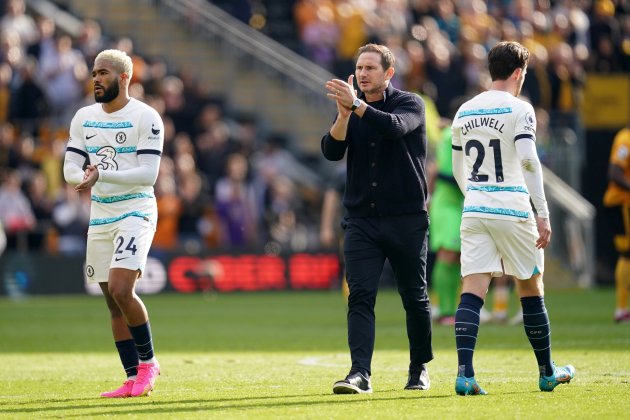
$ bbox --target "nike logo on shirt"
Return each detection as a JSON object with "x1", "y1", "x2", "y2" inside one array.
[{"x1": 86, "y1": 134, "x2": 97, "y2": 140}]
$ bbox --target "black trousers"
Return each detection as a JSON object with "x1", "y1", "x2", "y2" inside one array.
[{"x1": 343, "y1": 213, "x2": 433, "y2": 375}]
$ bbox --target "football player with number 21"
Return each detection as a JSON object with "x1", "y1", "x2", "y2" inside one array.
[{"x1": 451, "y1": 41, "x2": 575, "y2": 395}]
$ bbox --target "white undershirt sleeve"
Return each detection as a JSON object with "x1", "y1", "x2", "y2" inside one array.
[
  {"x1": 451, "y1": 127, "x2": 466, "y2": 195},
  {"x1": 515, "y1": 138, "x2": 549, "y2": 218},
  {"x1": 63, "y1": 150, "x2": 86, "y2": 186},
  {"x1": 98, "y1": 153, "x2": 161, "y2": 186}
]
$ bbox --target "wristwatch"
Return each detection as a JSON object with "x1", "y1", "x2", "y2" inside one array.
[{"x1": 350, "y1": 98, "x2": 361, "y2": 111}]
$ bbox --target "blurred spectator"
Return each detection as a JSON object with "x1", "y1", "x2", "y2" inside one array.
[
  {"x1": 76, "y1": 19, "x2": 105, "y2": 65},
  {"x1": 295, "y1": 0, "x2": 339, "y2": 72},
  {"x1": 589, "y1": 0, "x2": 622, "y2": 72},
  {"x1": 520, "y1": 35, "x2": 550, "y2": 109},
  {"x1": 263, "y1": 174, "x2": 308, "y2": 253},
  {"x1": 0, "y1": 170, "x2": 35, "y2": 251},
  {"x1": 230, "y1": 115, "x2": 259, "y2": 158},
  {"x1": 215, "y1": 152, "x2": 259, "y2": 248},
  {"x1": 0, "y1": 0, "x2": 37, "y2": 46},
  {"x1": 547, "y1": 41, "x2": 585, "y2": 115},
  {"x1": 251, "y1": 133, "x2": 320, "y2": 206},
  {"x1": 425, "y1": 33, "x2": 466, "y2": 117},
  {"x1": 152, "y1": 157, "x2": 182, "y2": 252},
  {"x1": 434, "y1": 0, "x2": 460, "y2": 44},
  {"x1": 332, "y1": 0, "x2": 368, "y2": 77},
  {"x1": 0, "y1": 121, "x2": 18, "y2": 169},
  {"x1": 0, "y1": 29, "x2": 24, "y2": 69},
  {"x1": 25, "y1": 169, "x2": 53, "y2": 250},
  {"x1": 9, "y1": 57, "x2": 48, "y2": 136},
  {"x1": 194, "y1": 101, "x2": 224, "y2": 139},
  {"x1": 38, "y1": 34, "x2": 88, "y2": 131},
  {"x1": 0, "y1": 62, "x2": 11, "y2": 123},
  {"x1": 51, "y1": 184, "x2": 90, "y2": 255},
  {"x1": 39, "y1": 137, "x2": 65, "y2": 203},
  {"x1": 177, "y1": 169, "x2": 216, "y2": 252},
  {"x1": 161, "y1": 75, "x2": 198, "y2": 136},
  {"x1": 26, "y1": 15, "x2": 55, "y2": 61},
  {"x1": 142, "y1": 58, "x2": 168, "y2": 97},
  {"x1": 12, "y1": 134, "x2": 38, "y2": 180},
  {"x1": 319, "y1": 161, "x2": 345, "y2": 249},
  {"x1": 196, "y1": 121, "x2": 237, "y2": 193}
]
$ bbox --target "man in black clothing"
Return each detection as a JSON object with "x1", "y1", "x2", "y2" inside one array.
[{"x1": 321, "y1": 43, "x2": 433, "y2": 394}]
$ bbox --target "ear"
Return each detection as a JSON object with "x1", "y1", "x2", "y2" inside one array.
[
  {"x1": 385, "y1": 66, "x2": 395, "y2": 81},
  {"x1": 512, "y1": 67, "x2": 523, "y2": 80}
]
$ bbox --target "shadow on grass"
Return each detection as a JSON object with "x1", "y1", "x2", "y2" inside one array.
[{"x1": 0, "y1": 389, "x2": 500, "y2": 416}]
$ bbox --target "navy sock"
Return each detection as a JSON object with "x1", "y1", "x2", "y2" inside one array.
[
  {"x1": 455, "y1": 293, "x2": 484, "y2": 378},
  {"x1": 115, "y1": 339, "x2": 139, "y2": 377},
  {"x1": 128, "y1": 322, "x2": 155, "y2": 362},
  {"x1": 521, "y1": 296, "x2": 553, "y2": 376}
]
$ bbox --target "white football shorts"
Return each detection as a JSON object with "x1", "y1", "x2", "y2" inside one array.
[
  {"x1": 85, "y1": 216, "x2": 156, "y2": 284},
  {"x1": 460, "y1": 217, "x2": 544, "y2": 280}
]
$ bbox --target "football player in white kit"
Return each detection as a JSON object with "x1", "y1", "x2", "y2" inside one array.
[
  {"x1": 450, "y1": 41, "x2": 574, "y2": 395},
  {"x1": 64, "y1": 49, "x2": 163, "y2": 398}
]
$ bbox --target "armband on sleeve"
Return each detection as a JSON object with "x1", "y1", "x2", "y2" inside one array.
[{"x1": 63, "y1": 148, "x2": 87, "y2": 185}]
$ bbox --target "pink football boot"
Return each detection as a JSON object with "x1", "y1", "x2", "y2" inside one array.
[
  {"x1": 130, "y1": 362, "x2": 160, "y2": 397},
  {"x1": 100, "y1": 379, "x2": 135, "y2": 398}
]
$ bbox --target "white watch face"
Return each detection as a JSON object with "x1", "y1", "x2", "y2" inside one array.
[{"x1": 353, "y1": 98, "x2": 361, "y2": 108}]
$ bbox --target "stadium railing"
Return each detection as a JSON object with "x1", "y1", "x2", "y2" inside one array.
[{"x1": 542, "y1": 166, "x2": 596, "y2": 288}]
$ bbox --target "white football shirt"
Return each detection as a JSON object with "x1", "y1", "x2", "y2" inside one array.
[
  {"x1": 67, "y1": 98, "x2": 164, "y2": 232},
  {"x1": 452, "y1": 90, "x2": 537, "y2": 220}
]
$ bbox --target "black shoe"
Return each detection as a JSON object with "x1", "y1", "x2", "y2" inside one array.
[
  {"x1": 404, "y1": 366, "x2": 430, "y2": 390},
  {"x1": 333, "y1": 372, "x2": 372, "y2": 394}
]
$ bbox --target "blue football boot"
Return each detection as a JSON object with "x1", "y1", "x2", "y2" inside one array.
[
  {"x1": 539, "y1": 364, "x2": 575, "y2": 392},
  {"x1": 455, "y1": 376, "x2": 487, "y2": 395}
]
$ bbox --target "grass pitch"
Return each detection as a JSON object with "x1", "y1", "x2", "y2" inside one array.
[{"x1": 0, "y1": 288, "x2": 628, "y2": 419}]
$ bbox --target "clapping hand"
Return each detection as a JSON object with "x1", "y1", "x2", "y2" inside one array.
[{"x1": 75, "y1": 165, "x2": 99, "y2": 192}]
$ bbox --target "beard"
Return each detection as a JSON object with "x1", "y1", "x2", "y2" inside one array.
[
  {"x1": 359, "y1": 78, "x2": 387, "y2": 97},
  {"x1": 94, "y1": 78, "x2": 119, "y2": 103}
]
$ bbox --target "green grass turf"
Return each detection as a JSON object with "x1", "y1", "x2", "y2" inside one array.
[{"x1": 0, "y1": 289, "x2": 628, "y2": 419}]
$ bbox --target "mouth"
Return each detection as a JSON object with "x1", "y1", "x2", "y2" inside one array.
[{"x1": 94, "y1": 86, "x2": 103, "y2": 93}]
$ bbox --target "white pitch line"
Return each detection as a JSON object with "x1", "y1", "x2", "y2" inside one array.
[{"x1": 298, "y1": 356, "x2": 348, "y2": 368}]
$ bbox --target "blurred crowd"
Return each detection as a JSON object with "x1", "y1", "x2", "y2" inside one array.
[
  {"x1": 0, "y1": 0, "x2": 324, "y2": 256},
  {"x1": 219, "y1": 0, "x2": 628, "y2": 187},
  {"x1": 0, "y1": 0, "x2": 628, "y2": 256},
  {"x1": 293, "y1": 0, "x2": 628, "y2": 116},
  {"x1": 290, "y1": 0, "x2": 629, "y2": 191}
]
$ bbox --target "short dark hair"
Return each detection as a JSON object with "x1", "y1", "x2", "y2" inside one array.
[
  {"x1": 356, "y1": 43, "x2": 395, "y2": 70},
  {"x1": 487, "y1": 41, "x2": 530, "y2": 81}
]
